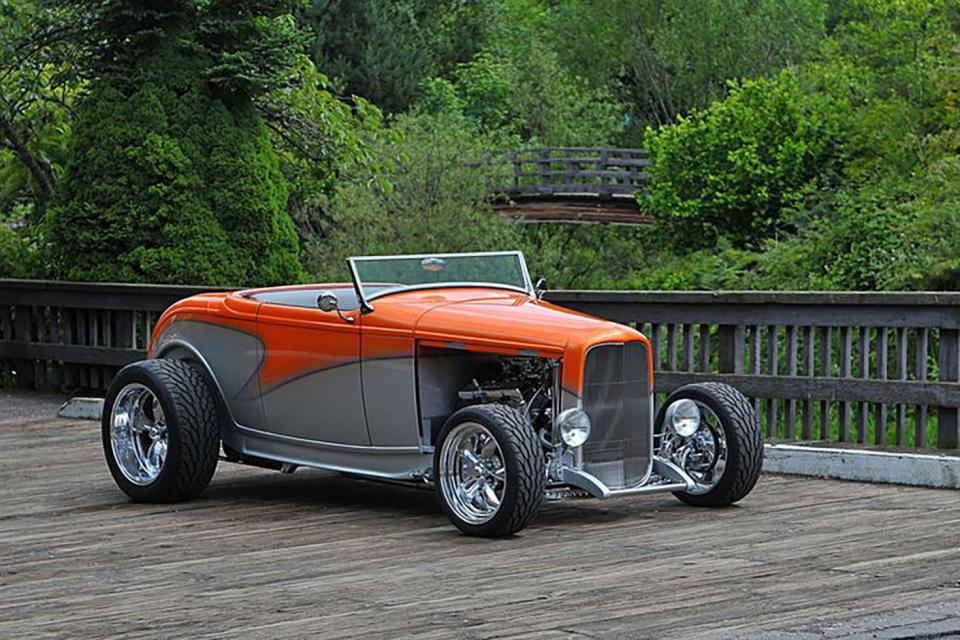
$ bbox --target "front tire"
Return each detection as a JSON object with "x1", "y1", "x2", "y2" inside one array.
[
  {"x1": 102, "y1": 359, "x2": 220, "y2": 503},
  {"x1": 657, "y1": 382, "x2": 762, "y2": 507},
  {"x1": 434, "y1": 404, "x2": 545, "y2": 537}
]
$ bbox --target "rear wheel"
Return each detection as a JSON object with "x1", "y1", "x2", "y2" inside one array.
[
  {"x1": 434, "y1": 403, "x2": 545, "y2": 537},
  {"x1": 656, "y1": 382, "x2": 762, "y2": 507},
  {"x1": 102, "y1": 359, "x2": 220, "y2": 502}
]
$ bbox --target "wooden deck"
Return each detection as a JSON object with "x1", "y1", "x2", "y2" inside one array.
[{"x1": 2, "y1": 400, "x2": 959, "y2": 639}]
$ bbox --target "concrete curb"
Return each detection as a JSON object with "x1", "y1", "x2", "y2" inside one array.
[
  {"x1": 57, "y1": 397, "x2": 104, "y2": 421},
  {"x1": 763, "y1": 443, "x2": 960, "y2": 489}
]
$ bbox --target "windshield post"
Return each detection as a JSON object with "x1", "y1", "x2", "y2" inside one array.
[{"x1": 348, "y1": 258, "x2": 375, "y2": 314}]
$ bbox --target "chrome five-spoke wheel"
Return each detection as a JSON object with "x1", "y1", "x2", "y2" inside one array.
[
  {"x1": 102, "y1": 359, "x2": 220, "y2": 502},
  {"x1": 434, "y1": 404, "x2": 544, "y2": 536},
  {"x1": 439, "y1": 422, "x2": 506, "y2": 525},
  {"x1": 109, "y1": 383, "x2": 169, "y2": 486}
]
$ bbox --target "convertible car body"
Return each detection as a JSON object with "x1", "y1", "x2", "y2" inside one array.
[{"x1": 102, "y1": 251, "x2": 762, "y2": 536}]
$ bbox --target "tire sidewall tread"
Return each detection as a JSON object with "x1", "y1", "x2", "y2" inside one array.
[
  {"x1": 101, "y1": 359, "x2": 220, "y2": 503},
  {"x1": 657, "y1": 382, "x2": 763, "y2": 507},
  {"x1": 434, "y1": 403, "x2": 545, "y2": 537}
]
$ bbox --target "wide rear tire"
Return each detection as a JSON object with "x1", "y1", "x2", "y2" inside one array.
[{"x1": 102, "y1": 359, "x2": 220, "y2": 503}]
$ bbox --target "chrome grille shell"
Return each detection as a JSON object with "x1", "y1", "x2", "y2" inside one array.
[{"x1": 579, "y1": 342, "x2": 653, "y2": 489}]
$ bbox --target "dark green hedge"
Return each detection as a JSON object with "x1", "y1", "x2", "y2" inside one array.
[{"x1": 45, "y1": 23, "x2": 301, "y2": 287}]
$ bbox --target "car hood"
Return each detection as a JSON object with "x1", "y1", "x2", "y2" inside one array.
[{"x1": 409, "y1": 289, "x2": 640, "y2": 355}]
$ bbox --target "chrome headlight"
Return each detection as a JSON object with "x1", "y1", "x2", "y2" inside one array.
[
  {"x1": 665, "y1": 398, "x2": 701, "y2": 437},
  {"x1": 557, "y1": 408, "x2": 591, "y2": 448}
]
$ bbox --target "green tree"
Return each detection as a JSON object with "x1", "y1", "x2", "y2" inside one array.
[
  {"x1": 416, "y1": 0, "x2": 625, "y2": 146},
  {"x1": 547, "y1": 0, "x2": 829, "y2": 135},
  {"x1": 302, "y1": 0, "x2": 488, "y2": 114},
  {"x1": 0, "y1": 1, "x2": 87, "y2": 221},
  {"x1": 45, "y1": 0, "x2": 303, "y2": 285},
  {"x1": 642, "y1": 74, "x2": 848, "y2": 251}
]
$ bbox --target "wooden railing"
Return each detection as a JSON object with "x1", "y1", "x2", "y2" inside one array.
[
  {"x1": 495, "y1": 147, "x2": 650, "y2": 200},
  {"x1": 3, "y1": 280, "x2": 959, "y2": 450},
  {"x1": 0, "y1": 280, "x2": 206, "y2": 389},
  {"x1": 549, "y1": 291, "x2": 960, "y2": 450}
]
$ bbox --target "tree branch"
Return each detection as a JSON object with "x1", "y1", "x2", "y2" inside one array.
[{"x1": 0, "y1": 116, "x2": 55, "y2": 199}]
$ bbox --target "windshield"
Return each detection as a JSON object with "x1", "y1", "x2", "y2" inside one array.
[{"x1": 348, "y1": 251, "x2": 532, "y2": 305}]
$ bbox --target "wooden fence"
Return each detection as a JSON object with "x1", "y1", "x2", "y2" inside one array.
[
  {"x1": 0, "y1": 280, "x2": 205, "y2": 390},
  {"x1": 549, "y1": 291, "x2": 960, "y2": 450},
  {"x1": 2, "y1": 280, "x2": 959, "y2": 449}
]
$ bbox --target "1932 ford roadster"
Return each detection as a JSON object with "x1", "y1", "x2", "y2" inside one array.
[{"x1": 102, "y1": 251, "x2": 762, "y2": 537}]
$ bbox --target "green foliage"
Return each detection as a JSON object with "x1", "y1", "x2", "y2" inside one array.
[
  {"x1": 547, "y1": 0, "x2": 829, "y2": 134},
  {"x1": 303, "y1": 0, "x2": 492, "y2": 114},
  {"x1": 447, "y1": 47, "x2": 624, "y2": 145},
  {"x1": 261, "y1": 61, "x2": 388, "y2": 241},
  {"x1": 522, "y1": 225, "x2": 649, "y2": 290},
  {"x1": 305, "y1": 111, "x2": 521, "y2": 281},
  {"x1": 0, "y1": 1, "x2": 84, "y2": 221},
  {"x1": 416, "y1": 1, "x2": 625, "y2": 146},
  {"x1": 44, "y1": 5, "x2": 302, "y2": 286},
  {"x1": 5, "y1": 0, "x2": 960, "y2": 296},
  {"x1": 0, "y1": 225, "x2": 35, "y2": 278},
  {"x1": 642, "y1": 74, "x2": 848, "y2": 251}
]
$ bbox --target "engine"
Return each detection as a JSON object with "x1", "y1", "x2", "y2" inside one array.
[{"x1": 455, "y1": 356, "x2": 555, "y2": 441}]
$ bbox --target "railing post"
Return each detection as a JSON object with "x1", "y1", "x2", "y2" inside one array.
[
  {"x1": 597, "y1": 148, "x2": 610, "y2": 194},
  {"x1": 539, "y1": 148, "x2": 550, "y2": 190},
  {"x1": 937, "y1": 328, "x2": 960, "y2": 448},
  {"x1": 12, "y1": 305, "x2": 36, "y2": 388},
  {"x1": 718, "y1": 325, "x2": 744, "y2": 374}
]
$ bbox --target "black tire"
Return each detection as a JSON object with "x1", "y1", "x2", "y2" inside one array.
[
  {"x1": 102, "y1": 359, "x2": 220, "y2": 502},
  {"x1": 433, "y1": 403, "x2": 545, "y2": 537},
  {"x1": 656, "y1": 382, "x2": 762, "y2": 507}
]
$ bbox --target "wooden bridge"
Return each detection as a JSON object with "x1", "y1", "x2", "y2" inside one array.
[{"x1": 491, "y1": 147, "x2": 652, "y2": 224}]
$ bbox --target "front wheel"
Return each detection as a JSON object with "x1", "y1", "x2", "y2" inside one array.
[
  {"x1": 102, "y1": 359, "x2": 220, "y2": 503},
  {"x1": 656, "y1": 382, "x2": 762, "y2": 507},
  {"x1": 434, "y1": 403, "x2": 545, "y2": 537}
]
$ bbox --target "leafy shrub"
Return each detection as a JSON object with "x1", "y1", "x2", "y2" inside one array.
[
  {"x1": 0, "y1": 225, "x2": 36, "y2": 278},
  {"x1": 749, "y1": 184, "x2": 924, "y2": 290},
  {"x1": 642, "y1": 73, "x2": 848, "y2": 251},
  {"x1": 522, "y1": 224, "x2": 650, "y2": 290},
  {"x1": 44, "y1": 25, "x2": 301, "y2": 286}
]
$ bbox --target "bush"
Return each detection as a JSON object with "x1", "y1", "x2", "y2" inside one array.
[
  {"x1": 522, "y1": 224, "x2": 650, "y2": 289},
  {"x1": 750, "y1": 185, "x2": 925, "y2": 290},
  {"x1": 45, "y1": 40, "x2": 301, "y2": 286},
  {"x1": 0, "y1": 225, "x2": 35, "y2": 278},
  {"x1": 642, "y1": 73, "x2": 848, "y2": 251}
]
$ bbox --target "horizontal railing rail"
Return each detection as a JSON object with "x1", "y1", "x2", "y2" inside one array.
[{"x1": 2, "y1": 281, "x2": 958, "y2": 450}]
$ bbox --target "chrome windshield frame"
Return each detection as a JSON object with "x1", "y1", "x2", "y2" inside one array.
[{"x1": 347, "y1": 251, "x2": 535, "y2": 312}]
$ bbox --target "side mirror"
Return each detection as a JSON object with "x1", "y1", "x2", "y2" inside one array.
[
  {"x1": 534, "y1": 277, "x2": 548, "y2": 300},
  {"x1": 317, "y1": 291, "x2": 356, "y2": 323},
  {"x1": 317, "y1": 291, "x2": 339, "y2": 312}
]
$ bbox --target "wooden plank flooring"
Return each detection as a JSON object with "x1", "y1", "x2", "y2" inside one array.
[{"x1": 1, "y1": 409, "x2": 959, "y2": 639}]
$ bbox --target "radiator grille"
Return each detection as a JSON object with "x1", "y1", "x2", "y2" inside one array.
[{"x1": 580, "y1": 342, "x2": 652, "y2": 489}]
